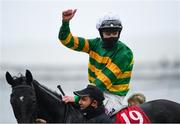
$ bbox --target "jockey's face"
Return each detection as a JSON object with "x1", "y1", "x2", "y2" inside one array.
[
  {"x1": 79, "y1": 96, "x2": 97, "y2": 109},
  {"x1": 102, "y1": 31, "x2": 119, "y2": 38}
]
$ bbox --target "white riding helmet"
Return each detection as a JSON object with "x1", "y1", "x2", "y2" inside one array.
[{"x1": 96, "y1": 12, "x2": 122, "y2": 31}]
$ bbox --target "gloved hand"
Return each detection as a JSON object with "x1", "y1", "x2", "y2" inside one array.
[
  {"x1": 62, "y1": 9, "x2": 77, "y2": 22},
  {"x1": 36, "y1": 118, "x2": 46, "y2": 124}
]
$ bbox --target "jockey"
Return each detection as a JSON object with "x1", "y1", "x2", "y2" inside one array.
[
  {"x1": 59, "y1": 9, "x2": 134, "y2": 116},
  {"x1": 128, "y1": 93, "x2": 146, "y2": 106},
  {"x1": 63, "y1": 85, "x2": 112, "y2": 123}
]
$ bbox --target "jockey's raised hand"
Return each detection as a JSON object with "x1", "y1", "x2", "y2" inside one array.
[{"x1": 62, "y1": 9, "x2": 77, "y2": 22}]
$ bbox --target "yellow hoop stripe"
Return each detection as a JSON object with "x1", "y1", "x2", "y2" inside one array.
[
  {"x1": 88, "y1": 74, "x2": 95, "y2": 82},
  {"x1": 90, "y1": 51, "x2": 132, "y2": 79},
  {"x1": 82, "y1": 39, "x2": 89, "y2": 53},
  {"x1": 61, "y1": 33, "x2": 72, "y2": 45},
  {"x1": 70, "y1": 36, "x2": 79, "y2": 50},
  {"x1": 90, "y1": 51, "x2": 109, "y2": 64},
  {"x1": 97, "y1": 70, "x2": 129, "y2": 92},
  {"x1": 88, "y1": 63, "x2": 130, "y2": 92}
]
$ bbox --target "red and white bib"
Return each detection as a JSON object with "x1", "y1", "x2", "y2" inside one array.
[{"x1": 115, "y1": 105, "x2": 151, "y2": 124}]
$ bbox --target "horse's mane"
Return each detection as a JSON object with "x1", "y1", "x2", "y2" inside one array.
[
  {"x1": 32, "y1": 80, "x2": 62, "y2": 100},
  {"x1": 12, "y1": 74, "x2": 27, "y2": 85}
]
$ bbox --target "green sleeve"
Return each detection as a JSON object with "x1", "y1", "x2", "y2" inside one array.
[
  {"x1": 58, "y1": 21, "x2": 97, "y2": 53},
  {"x1": 74, "y1": 95, "x2": 80, "y2": 103},
  {"x1": 58, "y1": 21, "x2": 70, "y2": 40}
]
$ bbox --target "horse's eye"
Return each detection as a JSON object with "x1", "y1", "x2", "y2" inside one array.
[{"x1": 32, "y1": 99, "x2": 36, "y2": 104}]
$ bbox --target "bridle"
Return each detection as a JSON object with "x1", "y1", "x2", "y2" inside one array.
[
  {"x1": 11, "y1": 83, "x2": 77, "y2": 123},
  {"x1": 12, "y1": 85, "x2": 35, "y2": 92},
  {"x1": 11, "y1": 83, "x2": 38, "y2": 123}
]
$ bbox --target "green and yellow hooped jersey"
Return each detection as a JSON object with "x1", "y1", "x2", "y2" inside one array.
[{"x1": 59, "y1": 21, "x2": 134, "y2": 96}]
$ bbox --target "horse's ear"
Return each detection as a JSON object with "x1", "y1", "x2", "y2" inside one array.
[
  {"x1": 5, "y1": 72, "x2": 15, "y2": 86},
  {"x1": 26, "y1": 70, "x2": 33, "y2": 84}
]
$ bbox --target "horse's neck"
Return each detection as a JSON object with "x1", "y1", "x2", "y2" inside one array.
[
  {"x1": 65, "y1": 103, "x2": 84, "y2": 123},
  {"x1": 32, "y1": 81, "x2": 66, "y2": 122},
  {"x1": 33, "y1": 81, "x2": 62, "y2": 101},
  {"x1": 31, "y1": 81, "x2": 83, "y2": 122}
]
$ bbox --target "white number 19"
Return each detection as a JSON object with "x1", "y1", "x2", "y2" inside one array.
[{"x1": 121, "y1": 110, "x2": 143, "y2": 124}]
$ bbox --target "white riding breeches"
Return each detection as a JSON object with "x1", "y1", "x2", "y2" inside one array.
[{"x1": 103, "y1": 91, "x2": 126, "y2": 116}]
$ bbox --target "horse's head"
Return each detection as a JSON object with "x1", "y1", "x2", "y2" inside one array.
[
  {"x1": 6, "y1": 70, "x2": 84, "y2": 123},
  {"x1": 6, "y1": 70, "x2": 37, "y2": 123}
]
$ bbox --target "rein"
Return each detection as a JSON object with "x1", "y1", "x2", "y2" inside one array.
[
  {"x1": 12, "y1": 85, "x2": 34, "y2": 90},
  {"x1": 35, "y1": 82, "x2": 62, "y2": 103}
]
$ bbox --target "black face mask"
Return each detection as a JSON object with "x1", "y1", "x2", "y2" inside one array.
[
  {"x1": 102, "y1": 37, "x2": 119, "y2": 50},
  {"x1": 81, "y1": 105, "x2": 95, "y2": 114},
  {"x1": 81, "y1": 105, "x2": 105, "y2": 120}
]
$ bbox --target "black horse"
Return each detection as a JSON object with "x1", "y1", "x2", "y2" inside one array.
[
  {"x1": 6, "y1": 70, "x2": 180, "y2": 123},
  {"x1": 6, "y1": 70, "x2": 83, "y2": 123}
]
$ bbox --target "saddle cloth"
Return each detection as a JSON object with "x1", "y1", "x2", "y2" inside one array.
[{"x1": 115, "y1": 105, "x2": 151, "y2": 123}]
